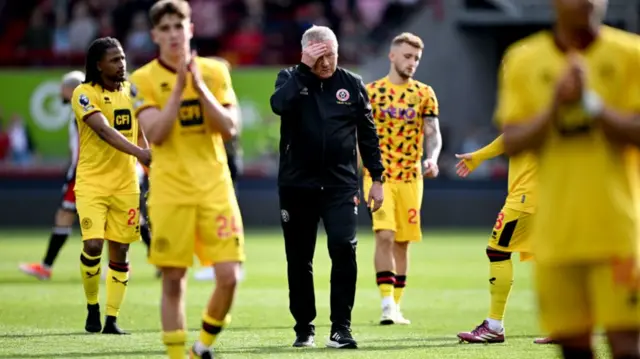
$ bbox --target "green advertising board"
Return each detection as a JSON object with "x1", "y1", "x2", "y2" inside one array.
[{"x1": 0, "y1": 68, "x2": 281, "y2": 163}]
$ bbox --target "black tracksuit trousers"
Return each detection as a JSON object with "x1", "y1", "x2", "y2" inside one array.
[{"x1": 279, "y1": 186, "x2": 359, "y2": 336}]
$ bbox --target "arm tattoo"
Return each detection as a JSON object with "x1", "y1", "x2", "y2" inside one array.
[{"x1": 424, "y1": 116, "x2": 442, "y2": 162}]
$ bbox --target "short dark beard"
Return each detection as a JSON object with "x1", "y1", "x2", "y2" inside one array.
[{"x1": 394, "y1": 64, "x2": 410, "y2": 80}]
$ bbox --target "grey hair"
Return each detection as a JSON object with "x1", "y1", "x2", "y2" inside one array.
[
  {"x1": 301, "y1": 25, "x2": 338, "y2": 50},
  {"x1": 61, "y1": 70, "x2": 85, "y2": 89}
]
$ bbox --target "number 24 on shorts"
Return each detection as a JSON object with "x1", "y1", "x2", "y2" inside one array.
[{"x1": 216, "y1": 215, "x2": 241, "y2": 239}]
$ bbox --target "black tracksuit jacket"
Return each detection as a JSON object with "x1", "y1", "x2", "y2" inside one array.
[{"x1": 270, "y1": 63, "x2": 384, "y2": 189}]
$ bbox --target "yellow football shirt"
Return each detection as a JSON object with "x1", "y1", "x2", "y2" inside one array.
[
  {"x1": 365, "y1": 76, "x2": 439, "y2": 182},
  {"x1": 71, "y1": 82, "x2": 139, "y2": 195},
  {"x1": 130, "y1": 57, "x2": 237, "y2": 205},
  {"x1": 496, "y1": 27, "x2": 640, "y2": 264}
]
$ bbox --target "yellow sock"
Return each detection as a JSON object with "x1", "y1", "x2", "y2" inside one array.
[
  {"x1": 106, "y1": 261, "x2": 130, "y2": 317},
  {"x1": 488, "y1": 258, "x2": 513, "y2": 321},
  {"x1": 376, "y1": 271, "x2": 395, "y2": 298},
  {"x1": 394, "y1": 275, "x2": 407, "y2": 304},
  {"x1": 80, "y1": 250, "x2": 101, "y2": 305},
  {"x1": 198, "y1": 313, "x2": 231, "y2": 347},
  {"x1": 162, "y1": 330, "x2": 186, "y2": 359}
]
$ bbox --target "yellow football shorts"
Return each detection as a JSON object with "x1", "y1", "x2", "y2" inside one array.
[
  {"x1": 148, "y1": 194, "x2": 246, "y2": 268},
  {"x1": 363, "y1": 177, "x2": 423, "y2": 242},
  {"x1": 487, "y1": 207, "x2": 533, "y2": 261},
  {"x1": 536, "y1": 260, "x2": 640, "y2": 336},
  {"x1": 76, "y1": 193, "x2": 141, "y2": 244}
]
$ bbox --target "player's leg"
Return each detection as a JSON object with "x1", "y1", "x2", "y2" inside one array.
[
  {"x1": 363, "y1": 177, "x2": 398, "y2": 324},
  {"x1": 191, "y1": 191, "x2": 245, "y2": 358},
  {"x1": 103, "y1": 240, "x2": 130, "y2": 334},
  {"x1": 148, "y1": 204, "x2": 197, "y2": 359},
  {"x1": 19, "y1": 181, "x2": 77, "y2": 280},
  {"x1": 102, "y1": 193, "x2": 140, "y2": 334},
  {"x1": 392, "y1": 180, "x2": 424, "y2": 325},
  {"x1": 20, "y1": 209, "x2": 75, "y2": 280},
  {"x1": 537, "y1": 263, "x2": 593, "y2": 358},
  {"x1": 458, "y1": 208, "x2": 529, "y2": 343},
  {"x1": 591, "y1": 260, "x2": 640, "y2": 359},
  {"x1": 279, "y1": 186, "x2": 321, "y2": 347},
  {"x1": 321, "y1": 189, "x2": 359, "y2": 349},
  {"x1": 76, "y1": 194, "x2": 108, "y2": 333}
]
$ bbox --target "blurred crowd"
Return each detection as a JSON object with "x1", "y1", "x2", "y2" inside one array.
[{"x1": 2, "y1": 0, "x2": 426, "y2": 66}]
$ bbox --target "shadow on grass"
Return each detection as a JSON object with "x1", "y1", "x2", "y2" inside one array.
[
  {"x1": 0, "y1": 341, "x2": 471, "y2": 358},
  {"x1": 0, "y1": 322, "x2": 390, "y2": 339}
]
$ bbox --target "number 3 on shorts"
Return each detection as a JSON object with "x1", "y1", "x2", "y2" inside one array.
[{"x1": 494, "y1": 211, "x2": 505, "y2": 230}]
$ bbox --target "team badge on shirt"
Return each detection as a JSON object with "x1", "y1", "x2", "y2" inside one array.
[
  {"x1": 78, "y1": 94, "x2": 94, "y2": 112},
  {"x1": 336, "y1": 89, "x2": 350, "y2": 102},
  {"x1": 79, "y1": 94, "x2": 90, "y2": 107}
]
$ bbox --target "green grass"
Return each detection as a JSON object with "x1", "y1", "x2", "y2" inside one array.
[{"x1": 0, "y1": 229, "x2": 609, "y2": 358}]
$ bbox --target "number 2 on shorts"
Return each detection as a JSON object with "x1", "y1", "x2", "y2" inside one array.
[
  {"x1": 127, "y1": 208, "x2": 138, "y2": 226},
  {"x1": 408, "y1": 208, "x2": 418, "y2": 224}
]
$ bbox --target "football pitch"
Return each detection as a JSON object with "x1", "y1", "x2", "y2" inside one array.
[{"x1": 0, "y1": 229, "x2": 609, "y2": 359}]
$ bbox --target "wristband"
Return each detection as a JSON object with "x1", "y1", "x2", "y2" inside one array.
[{"x1": 582, "y1": 90, "x2": 603, "y2": 118}]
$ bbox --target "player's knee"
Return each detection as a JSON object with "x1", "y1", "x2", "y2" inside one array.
[
  {"x1": 108, "y1": 242, "x2": 129, "y2": 262},
  {"x1": 55, "y1": 209, "x2": 75, "y2": 227},
  {"x1": 393, "y1": 241, "x2": 408, "y2": 252},
  {"x1": 162, "y1": 268, "x2": 187, "y2": 296},
  {"x1": 215, "y1": 263, "x2": 240, "y2": 290},
  {"x1": 83, "y1": 239, "x2": 103, "y2": 256},
  {"x1": 375, "y1": 230, "x2": 394, "y2": 248},
  {"x1": 606, "y1": 330, "x2": 640, "y2": 358},
  {"x1": 486, "y1": 247, "x2": 511, "y2": 262}
]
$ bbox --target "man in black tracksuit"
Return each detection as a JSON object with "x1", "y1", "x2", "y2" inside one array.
[{"x1": 270, "y1": 26, "x2": 385, "y2": 350}]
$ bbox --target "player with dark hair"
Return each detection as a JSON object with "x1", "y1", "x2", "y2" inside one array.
[
  {"x1": 19, "y1": 71, "x2": 155, "y2": 281},
  {"x1": 496, "y1": 0, "x2": 640, "y2": 357},
  {"x1": 72, "y1": 37, "x2": 150, "y2": 335},
  {"x1": 130, "y1": 1, "x2": 244, "y2": 357}
]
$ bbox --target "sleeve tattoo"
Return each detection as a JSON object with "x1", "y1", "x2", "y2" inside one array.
[{"x1": 424, "y1": 116, "x2": 442, "y2": 162}]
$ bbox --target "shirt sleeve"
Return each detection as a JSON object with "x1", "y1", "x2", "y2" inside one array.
[
  {"x1": 421, "y1": 86, "x2": 439, "y2": 118},
  {"x1": 494, "y1": 47, "x2": 529, "y2": 127},
  {"x1": 71, "y1": 86, "x2": 101, "y2": 121},
  {"x1": 129, "y1": 71, "x2": 159, "y2": 116},
  {"x1": 212, "y1": 62, "x2": 237, "y2": 107}
]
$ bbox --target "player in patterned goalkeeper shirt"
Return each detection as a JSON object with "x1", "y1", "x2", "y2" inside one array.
[{"x1": 363, "y1": 32, "x2": 442, "y2": 325}]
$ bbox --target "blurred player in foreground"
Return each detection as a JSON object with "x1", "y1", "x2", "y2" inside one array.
[
  {"x1": 19, "y1": 72, "x2": 154, "y2": 281},
  {"x1": 454, "y1": 135, "x2": 552, "y2": 344},
  {"x1": 130, "y1": 1, "x2": 245, "y2": 358},
  {"x1": 18, "y1": 71, "x2": 84, "y2": 280},
  {"x1": 363, "y1": 32, "x2": 442, "y2": 325},
  {"x1": 72, "y1": 37, "x2": 150, "y2": 334},
  {"x1": 193, "y1": 56, "x2": 244, "y2": 282},
  {"x1": 498, "y1": 0, "x2": 640, "y2": 357}
]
